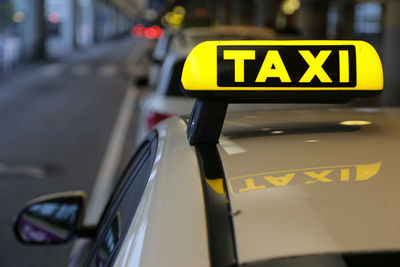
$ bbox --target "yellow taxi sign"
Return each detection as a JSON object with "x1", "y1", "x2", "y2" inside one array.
[{"x1": 181, "y1": 40, "x2": 383, "y2": 100}]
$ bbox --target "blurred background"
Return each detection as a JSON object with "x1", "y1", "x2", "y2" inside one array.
[
  {"x1": 0, "y1": 0, "x2": 399, "y2": 104},
  {"x1": 0, "y1": 0, "x2": 399, "y2": 266}
]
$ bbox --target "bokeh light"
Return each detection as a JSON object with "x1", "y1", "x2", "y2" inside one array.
[
  {"x1": 12, "y1": 12, "x2": 25, "y2": 23},
  {"x1": 48, "y1": 12, "x2": 60, "y2": 24}
]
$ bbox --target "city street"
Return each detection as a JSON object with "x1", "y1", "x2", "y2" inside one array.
[{"x1": 0, "y1": 37, "x2": 150, "y2": 266}]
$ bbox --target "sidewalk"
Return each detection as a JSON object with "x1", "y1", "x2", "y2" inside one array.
[{"x1": 0, "y1": 37, "x2": 154, "y2": 86}]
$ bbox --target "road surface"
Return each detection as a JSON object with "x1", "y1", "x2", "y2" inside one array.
[{"x1": 0, "y1": 37, "x2": 151, "y2": 266}]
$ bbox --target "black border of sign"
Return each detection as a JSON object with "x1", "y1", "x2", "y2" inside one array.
[{"x1": 217, "y1": 45, "x2": 356, "y2": 87}]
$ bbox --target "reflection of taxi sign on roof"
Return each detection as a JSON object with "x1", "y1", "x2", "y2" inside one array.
[
  {"x1": 229, "y1": 161, "x2": 382, "y2": 194},
  {"x1": 181, "y1": 40, "x2": 383, "y2": 144}
]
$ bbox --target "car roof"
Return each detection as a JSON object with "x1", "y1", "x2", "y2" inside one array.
[
  {"x1": 168, "y1": 26, "x2": 277, "y2": 59},
  {"x1": 217, "y1": 107, "x2": 400, "y2": 263},
  {"x1": 180, "y1": 25, "x2": 276, "y2": 45}
]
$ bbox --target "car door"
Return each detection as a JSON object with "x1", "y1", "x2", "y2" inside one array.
[{"x1": 77, "y1": 130, "x2": 158, "y2": 267}]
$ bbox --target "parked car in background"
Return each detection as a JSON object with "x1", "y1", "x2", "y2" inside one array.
[
  {"x1": 148, "y1": 30, "x2": 175, "y2": 88},
  {"x1": 137, "y1": 26, "x2": 277, "y2": 143}
]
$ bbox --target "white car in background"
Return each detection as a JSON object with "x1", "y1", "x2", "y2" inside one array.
[
  {"x1": 148, "y1": 30, "x2": 175, "y2": 88},
  {"x1": 137, "y1": 26, "x2": 277, "y2": 142}
]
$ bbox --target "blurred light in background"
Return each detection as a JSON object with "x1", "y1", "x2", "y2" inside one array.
[
  {"x1": 173, "y1": 5, "x2": 186, "y2": 16},
  {"x1": 144, "y1": 27, "x2": 155, "y2": 39},
  {"x1": 144, "y1": 25, "x2": 163, "y2": 39},
  {"x1": 161, "y1": 5, "x2": 185, "y2": 28},
  {"x1": 194, "y1": 6, "x2": 207, "y2": 18},
  {"x1": 131, "y1": 24, "x2": 164, "y2": 39},
  {"x1": 132, "y1": 24, "x2": 145, "y2": 37},
  {"x1": 47, "y1": 12, "x2": 60, "y2": 24},
  {"x1": 12, "y1": 11, "x2": 25, "y2": 23},
  {"x1": 281, "y1": 0, "x2": 300, "y2": 16}
]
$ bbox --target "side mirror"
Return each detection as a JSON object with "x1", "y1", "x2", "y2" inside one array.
[{"x1": 13, "y1": 191, "x2": 87, "y2": 244}]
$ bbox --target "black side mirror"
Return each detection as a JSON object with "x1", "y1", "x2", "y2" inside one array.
[{"x1": 13, "y1": 191, "x2": 88, "y2": 244}]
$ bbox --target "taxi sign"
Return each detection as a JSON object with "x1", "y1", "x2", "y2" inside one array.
[
  {"x1": 183, "y1": 40, "x2": 383, "y2": 145},
  {"x1": 181, "y1": 40, "x2": 383, "y2": 101}
]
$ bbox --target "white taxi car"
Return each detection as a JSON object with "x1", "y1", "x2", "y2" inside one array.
[{"x1": 13, "y1": 40, "x2": 399, "y2": 267}]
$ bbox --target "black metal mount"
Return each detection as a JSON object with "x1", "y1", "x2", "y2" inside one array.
[
  {"x1": 187, "y1": 99, "x2": 228, "y2": 145},
  {"x1": 185, "y1": 91, "x2": 361, "y2": 145}
]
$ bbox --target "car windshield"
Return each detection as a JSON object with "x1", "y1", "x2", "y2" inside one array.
[{"x1": 248, "y1": 252, "x2": 400, "y2": 267}]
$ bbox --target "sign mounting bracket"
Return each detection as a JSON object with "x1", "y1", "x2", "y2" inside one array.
[{"x1": 187, "y1": 99, "x2": 228, "y2": 145}]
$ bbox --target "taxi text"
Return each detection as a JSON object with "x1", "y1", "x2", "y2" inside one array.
[
  {"x1": 228, "y1": 161, "x2": 381, "y2": 194},
  {"x1": 217, "y1": 45, "x2": 356, "y2": 88}
]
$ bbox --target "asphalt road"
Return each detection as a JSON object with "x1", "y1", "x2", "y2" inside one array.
[{"x1": 0, "y1": 37, "x2": 151, "y2": 266}]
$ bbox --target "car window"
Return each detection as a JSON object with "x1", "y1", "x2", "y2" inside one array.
[
  {"x1": 86, "y1": 130, "x2": 158, "y2": 267},
  {"x1": 165, "y1": 59, "x2": 185, "y2": 97},
  {"x1": 96, "y1": 213, "x2": 120, "y2": 266}
]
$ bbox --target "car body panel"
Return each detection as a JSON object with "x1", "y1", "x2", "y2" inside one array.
[
  {"x1": 114, "y1": 117, "x2": 209, "y2": 267},
  {"x1": 142, "y1": 95, "x2": 345, "y2": 118},
  {"x1": 136, "y1": 95, "x2": 345, "y2": 144},
  {"x1": 217, "y1": 107, "x2": 400, "y2": 263}
]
